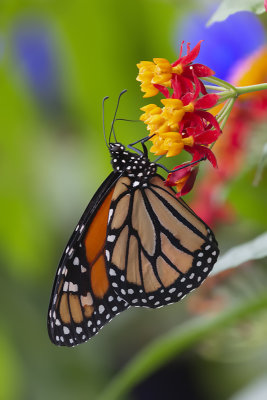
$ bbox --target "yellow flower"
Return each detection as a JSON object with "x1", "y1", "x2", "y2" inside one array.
[
  {"x1": 136, "y1": 61, "x2": 159, "y2": 98},
  {"x1": 140, "y1": 104, "x2": 167, "y2": 134},
  {"x1": 139, "y1": 99, "x2": 195, "y2": 157},
  {"x1": 140, "y1": 98, "x2": 195, "y2": 141},
  {"x1": 161, "y1": 98, "x2": 188, "y2": 130},
  {"x1": 150, "y1": 131, "x2": 194, "y2": 157},
  {"x1": 152, "y1": 58, "x2": 173, "y2": 86},
  {"x1": 137, "y1": 58, "x2": 186, "y2": 97}
]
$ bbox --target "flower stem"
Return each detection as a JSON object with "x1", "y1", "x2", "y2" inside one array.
[
  {"x1": 204, "y1": 85, "x2": 226, "y2": 92},
  {"x1": 217, "y1": 90, "x2": 237, "y2": 104},
  {"x1": 220, "y1": 98, "x2": 235, "y2": 130},
  {"x1": 203, "y1": 76, "x2": 236, "y2": 91},
  {"x1": 236, "y1": 83, "x2": 267, "y2": 95},
  {"x1": 217, "y1": 98, "x2": 235, "y2": 124}
]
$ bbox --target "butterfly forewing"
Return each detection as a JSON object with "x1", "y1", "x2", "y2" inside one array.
[
  {"x1": 106, "y1": 175, "x2": 219, "y2": 308},
  {"x1": 48, "y1": 172, "x2": 129, "y2": 347}
]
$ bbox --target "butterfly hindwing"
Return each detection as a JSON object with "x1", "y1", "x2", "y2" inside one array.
[
  {"x1": 105, "y1": 175, "x2": 219, "y2": 308},
  {"x1": 48, "y1": 172, "x2": 129, "y2": 347}
]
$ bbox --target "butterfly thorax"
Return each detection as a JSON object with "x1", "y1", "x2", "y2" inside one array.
[{"x1": 109, "y1": 143, "x2": 157, "y2": 184}]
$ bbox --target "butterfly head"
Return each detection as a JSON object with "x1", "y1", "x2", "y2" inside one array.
[{"x1": 109, "y1": 142, "x2": 157, "y2": 181}]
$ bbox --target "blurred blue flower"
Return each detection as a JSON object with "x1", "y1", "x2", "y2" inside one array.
[
  {"x1": 12, "y1": 18, "x2": 66, "y2": 120},
  {"x1": 175, "y1": 11, "x2": 265, "y2": 80}
]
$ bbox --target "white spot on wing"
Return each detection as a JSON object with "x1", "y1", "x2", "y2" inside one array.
[
  {"x1": 108, "y1": 209, "x2": 113, "y2": 223},
  {"x1": 69, "y1": 282, "x2": 78, "y2": 292},
  {"x1": 68, "y1": 248, "x2": 74, "y2": 257},
  {"x1": 81, "y1": 292, "x2": 93, "y2": 306},
  {"x1": 107, "y1": 235, "x2": 116, "y2": 242},
  {"x1": 99, "y1": 305, "x2": 105, "y2": 314},
  {"x1": 109, "y1": 268, "x2": 116, "y2": 276},
  {"x1": 73, "y1": 257, "x2": 79, "y2": 265}
]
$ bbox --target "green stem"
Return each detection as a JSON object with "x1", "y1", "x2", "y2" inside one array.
[
  {"x1": 203, "y1": 76, "x2": 236, "y2": 91},
  {"x1": 216, "y1": 90, "x2": 236, "y2": 104},
  {"x1": 217, "y1": 98, "x2": 235, "y2": 125},
  {"x1": 220, "y1": 99, "x2": 235, "y2": 130},
  {"x1": 236, "y1": 83, "x2": 267, "y2": 95},
  {"x1": 97, "y1": 292, "x2": 267, "y2": 400},
  {"x1": 204, "y1": 85, "x2": 226, "y2": 92},
  {"x1": 216, "y1": 99, "x2": 230, "y2": 121}
]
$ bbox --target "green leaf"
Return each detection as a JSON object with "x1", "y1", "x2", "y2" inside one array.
[
  {"x1": 253, "y1": 143, "x2": 267, "y2": 186},
  {"x1": 97, "y1": 292, "x2": 267, "y2": 400},
  {"x1": 211, "y1": 232, "x2": 267, "y2": 276},
  {"x1": 0, "y1": 329, "x2": 22, "y2": 400},
  {"x1": 207, "y1": 0, "x2": 266, "y2": 26},
  {"x1": 227, "y1": 168, "x2": 267, "y2": 227}
]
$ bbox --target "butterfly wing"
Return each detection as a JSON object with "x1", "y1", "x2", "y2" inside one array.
[
  {"x1": 48, "y1": 172, "x2": 129, "y2": 347},
  {"x1": 105, "y1": 175, "x2": 219, "y2": 307}
]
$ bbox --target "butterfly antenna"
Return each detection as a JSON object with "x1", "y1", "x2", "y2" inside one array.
[
  {"x1": 109, "y1": 89, "x2": 127, "y2": 144},
  {"x1": 115, "y1": 118, "x2": 142, "y2": 123},
  {"x1": 102, "y1": 96, "x2": 110, "y2": 149}
]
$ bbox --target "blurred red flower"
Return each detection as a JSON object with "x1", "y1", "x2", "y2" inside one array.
[{"x1": 190, "y1": 46, "x2": 267, "y2": 227}]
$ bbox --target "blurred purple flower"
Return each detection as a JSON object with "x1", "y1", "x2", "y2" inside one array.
[{"x1": 175, "y1": 10, "x2": 265, "y2": 80}]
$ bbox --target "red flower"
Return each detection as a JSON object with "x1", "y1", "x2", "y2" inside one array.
[
  {"x1": 179, "y1": 103, "x2": 221, "y2": 166},
  {"x1": 172, "y1": 72, "x2": 219, "y2": 109},
  {"x1": 171, "y1": 41, "x2": 215, "y2": 98},
  {"x1": 172, "y1": 41, "x2": 214, "y2": 79},
  {"x1": 165, "y1": 162, "x2": 199, "y2": 197},
  {"x1": 185, "y1": 144, "x2": 218, "y2": 168},
  {"x1": 137, "y1": 41, "x2": 215, "y2": 98}
]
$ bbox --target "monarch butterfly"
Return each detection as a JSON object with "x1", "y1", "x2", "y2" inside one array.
[{"x1": 48, "y1": 93, "x2": 219, "y2": 347}]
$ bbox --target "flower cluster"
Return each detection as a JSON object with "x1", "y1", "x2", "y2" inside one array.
[{"x1": 137, "y1": 41, "x2": 221, "y2": 196}]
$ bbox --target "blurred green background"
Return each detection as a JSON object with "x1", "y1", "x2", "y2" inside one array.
[{"x1": 1, "y1": 1, "x2": 267, "y2": 399}]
